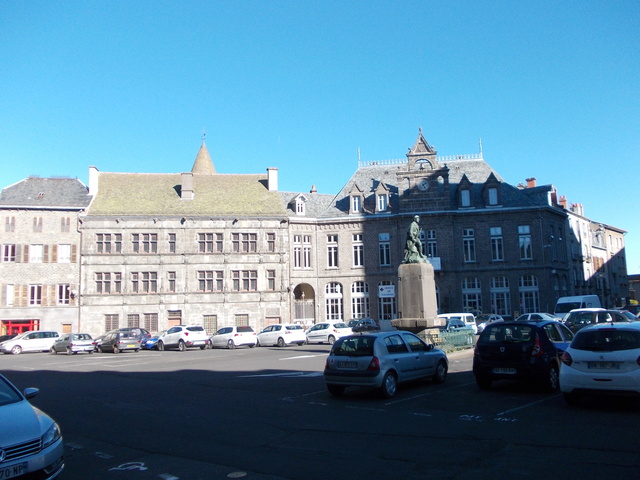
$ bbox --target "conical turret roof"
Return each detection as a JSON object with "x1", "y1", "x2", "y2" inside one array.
[{"x1": 191, "y1": 141, "x2": 216, "y2": 175}]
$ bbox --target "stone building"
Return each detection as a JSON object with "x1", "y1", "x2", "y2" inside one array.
[{"x1": 0, "y1": 177, "x2": 91, "y2": 335}]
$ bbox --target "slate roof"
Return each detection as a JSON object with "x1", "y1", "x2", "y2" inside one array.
[
  {"x1": 0, "y1": 177, "x2": 91, "y2": 209},
  {"x1": 87, "y1": 172, "x2": 288, "y2": 217},
  {"x1": 279, "y1": 191, "x2": 336, "y2": 218}
]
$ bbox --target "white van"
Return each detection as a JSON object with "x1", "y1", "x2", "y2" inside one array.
[
  {"x1": 0, "y1": 331, "x2": 60, "y2": 355},
  {"x1": 554, "y1": 295, "x2": 601, "y2": 319},
  {"x1": 437, "y1": 313, "x2": 477, "y2": 334}
]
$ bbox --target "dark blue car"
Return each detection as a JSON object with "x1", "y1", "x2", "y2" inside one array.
[{"x1": 473, "y1": 319, "x2": 574, "y2": 392}]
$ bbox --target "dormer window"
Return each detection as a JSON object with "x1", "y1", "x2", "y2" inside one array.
[
  {"x1": 351, "y1": 195, "x2": 362, "y2": 213},
  {"x1": 460, "y1": 189, "x2": 471, "y2": 207},
  {"x1": 296, "y1": 200, "x2": 305, "y2": 215},
  {"x1": 488, "y1": 187, "x2": 498, "y2": 206},
  {"x1": 377, "y1": 194, "x2": 388, "y2": 212},
  {"x1": 293, "y1": 194, "x2": 308, "y2": 216}
]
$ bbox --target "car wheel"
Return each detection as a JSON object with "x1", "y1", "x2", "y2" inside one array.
[
  {"x1": 178, "y1": 340, "x2": 186, "y2": 352},
  {"x1": 50, "y1": 347, "x2": 57, "y2": 355},
  {"x1": 328, "y1": 335, "x2": 336, "y2": 345},
  {"x1": 256, "y1": 339, "x2": 261, "y2": 347},
  {"x1": 249, "y1": 343, "x2": 255, "y2": 348},
  {"x1": 380, "y1": 371, "x2": 398, "y2": 398},
  {"x1": 563, "y1": 392, "x2": 582, "y2": 407},
  {"x1": 97, "y1": 346, "x2": 104, "y2": 353},
  {"x1": 200, "y1": 345, "x2": 206, "y2": 350},
  {"x1": 113, "y1": 345, "x2": 120, "y2": 354},
  {"x1": 228, "y1": 340, "x2": 236, "y2": 349},
  {"x1": 10, "y1": 345, "x2": 22, "y2": 355},
  {"x1": 66, "y1": 347, "x2": 73, "y2": 356},
  {"x1": 432, "y1": 359, "x2": 448, "y2": 384},
  {"x1": 88, "y1": 350, "x2": 93, "y2": 354},
  {"x1": 542, "y1": 364, "x2": 560, "y2": 392},
  {"x1": 157, "y1": 341, "x2": 165, "y2": 351},
  {"x1": 475, "y1": 375, "x2": 492, "y2": 390},
  {"x1": 277, "y1": 337, "x2": 286, "y2": 348},
  {"x1": 297, "y1": 342, "x2": 305, "y2": 346},
  {"x1": 327, "y1": 384, "x2": 345, "y2": 396}
]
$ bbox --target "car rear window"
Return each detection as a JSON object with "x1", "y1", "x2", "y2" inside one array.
[
  {"x1": 237, "y1": 326, "x2": 254, "y2": 333},
  {"x1": 187, "y1": 326, "x2": 205, "y2": 332},
  {"x1": 482, "y1": 324, "x2": 534, "y2": 343},
  {"x1": 286, "y1": 325, "x2": 303, "y2": 330},
  {"x1": 571, "y1": 329, "x2": 640, "y2": 351},
  {"x1": 333, "y1": 336, "x2": 375, "y2": 356},
  {"x1": 333, "y1": 323, "x2": 348, "y2": 329}
]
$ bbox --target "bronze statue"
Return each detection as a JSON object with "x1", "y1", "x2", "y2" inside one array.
[{"x1": 402, "y1": 215, "x2": 429, "y2": 264}]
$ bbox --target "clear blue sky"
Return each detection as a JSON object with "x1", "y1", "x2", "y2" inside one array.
[{"x1": 1, "y1": 1, "x2": 638, "y2": 270}]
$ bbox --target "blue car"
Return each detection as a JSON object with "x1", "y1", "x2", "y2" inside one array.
[{"x1": 141, "y1": 330, "x2": 166, "y2": 350}]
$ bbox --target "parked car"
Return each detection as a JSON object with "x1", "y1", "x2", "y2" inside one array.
[
  {"x1": 0, "y1": 373, "x2": 64, "y2": 479},
  {"x1": 141, "y1": 330, "x2": 167, "y2": 350},
  {"x1": 210, "y1": 326, "x2": 257, "y2": 349},
  {"x1": 256, "y1": 324, "x2": 306, "y2": 347},
  {"x1": 351, "y1": 318, "x2": 381, "y2": 333},
  {"x1": 560, "y1": 322, "x2": 640, "y2": 405},
  {"x1": 515, "y1": 312, "x2": 561, "y2": 322},
  {"x1": 0, "y1": 333, "x2": 17, "y2": 343},
  {"x1": 306, "y1": 322, "x2": 352, "y2": 344},
  {"x1": 324, "y1": 331, "x2": 448, "y2": 398},
  {"x1": 440, "y1": 317, "x2": 474, "y2": 332},
  {"x1": 347, "y1": 319, "x2": 361, "y2": 328},
  {"x1": 157, "y1": 325, "x2": 210, "y2": 351},
  {"x1": 473, "y1": 319, "x2": 574, "y2": 392},
  {"x1": 50, "y1": 333, "x2": 95, "y2": 355},
  {"x1": 437, "y1": 313, "x2": 477, "y2": 333},
  {"x1": 617, "y1": 310, "x2": 639, "y2": 321},
  {"x1": 474, "y1": 314, "x2": 504, "y2": 333},
  {"x1": 0, "y1": 331, "x2": 60, "y2": 355},
  {"x1": 563, "y1": 308, "x2": 635, "y2": 333},
  {"x1": 96, "y1": 329, "x2": 142, "y2": 353}
]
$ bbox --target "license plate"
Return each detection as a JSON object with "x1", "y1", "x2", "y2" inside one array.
[
  {"x1": 338, "y1": 361, "x2": 357, "y2": 369},
  {"x1": 493, "y1": 367, "x2": 516, "y2": 374},
  {"x1": 588, "y1": 362, "x2": 620, "y2": 370},
  {"x1": 0, "y1": 462, "x2": 27, "y2": 479},
  {"x1": 126, "y1": 344, "x2": 136, "y2": 348},
  {"x1": 193, "y1": 341, "x2": 204, "y2": 345}
]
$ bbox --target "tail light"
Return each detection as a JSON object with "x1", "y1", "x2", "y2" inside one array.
[
  {"x1": 367, "y1": 357, "x2": 380, "y2": 372},
  {"x1": 184, "y1": 332, "x2": 189, "y2": 336},
  {"x1": 531, "y1": 334, "x2": 542, "y2": 357},
  {"x1": 562, "y1": 351, "x2": 573, "y2": 366}
]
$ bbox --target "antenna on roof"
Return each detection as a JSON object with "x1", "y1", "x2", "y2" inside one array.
[{"x1": 479, "y1": 137, "x2": 483, "y2": 155}]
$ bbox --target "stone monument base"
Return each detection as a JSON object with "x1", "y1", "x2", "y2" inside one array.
[{"x1": 395, "y1": 261, "x2": 440, "y2": 334}]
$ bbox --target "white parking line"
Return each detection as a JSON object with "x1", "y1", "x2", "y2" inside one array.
[{"x1": 280, "y1": 354, "x2": 326, "y2": 360}]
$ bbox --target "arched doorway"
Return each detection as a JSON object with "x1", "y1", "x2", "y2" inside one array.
[{"x1": 293, "y1": 284, "x2": 315, "y2": 326}]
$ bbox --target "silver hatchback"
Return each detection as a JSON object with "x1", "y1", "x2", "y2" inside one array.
[
  {"x1": 324, "y1": 331, "x2": 448, "y2": 398},
  {"x1": 50, "y1": 333, "x2": 95, "y2": 355}
]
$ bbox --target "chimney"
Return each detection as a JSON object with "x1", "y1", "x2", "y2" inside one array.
[
  {"x1": 559, "y1": 195, "x2": 567, "y2": 209},
  {"x1": 526, "y1": 177, "x2": 537, "y2": 188},
  {"x1": 267, "y1": 167, "x2": 278, "y2": 191},
  {"x1": 310, "y1": 185, "x2": 317, "y2": 193},
  {"x1": 88, "y1": 166, "x2": 99, "y2": 195},
  {"x1": 181, "y1": 172, "x2": 194, "y2": 200}
]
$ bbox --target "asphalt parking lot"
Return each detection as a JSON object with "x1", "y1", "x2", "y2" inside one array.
[{"x1": 3, "y1": 343, "x2": 640, "y2": 480}]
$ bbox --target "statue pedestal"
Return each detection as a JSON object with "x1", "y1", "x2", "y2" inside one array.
[{"x1": 392, "y1": 262, "x2": 442, "y2": 334}]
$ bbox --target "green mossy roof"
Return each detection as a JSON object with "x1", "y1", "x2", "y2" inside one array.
[{"x1": 88, "y1": 173, "x2": 287, "y2": 216}]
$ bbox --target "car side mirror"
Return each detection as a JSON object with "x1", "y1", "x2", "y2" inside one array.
[{"x1": 23, "y1": 387, "x2": 39, "y2": 400}]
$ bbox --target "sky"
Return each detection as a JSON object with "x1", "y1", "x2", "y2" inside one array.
[{"x1": 1, "y1": 1, "x2": 638, "y2": 270}]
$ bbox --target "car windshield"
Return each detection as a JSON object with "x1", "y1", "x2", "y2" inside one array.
[
  {"x1": 0, "y1": 376, "x2": 23, "y2": 406},
  {"x1": 482, "y1": 324, "x2": 534, "y2": 343},
  {"x1": 332, "y1": 336, "x2": 375, "y2": 356},
  {"x1": 571, "y1": 329, "x2": 640, "y2": 352}
]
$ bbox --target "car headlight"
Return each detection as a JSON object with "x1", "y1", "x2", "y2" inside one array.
[{"x1": 42, "y1": 422, "x2": 62, "y2": 449}]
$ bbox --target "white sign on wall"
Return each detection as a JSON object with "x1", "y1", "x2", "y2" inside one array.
[{"x1": 378, "y1": 285, "x2": 395, "y2": 298}]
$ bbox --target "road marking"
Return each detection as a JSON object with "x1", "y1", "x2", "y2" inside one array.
[
  {"x1": 239, "y1": 371, "x2": 322, "y2": 378},
  {"x1": 280, "y1": 354, "x2": 326, "y2": 360},
  {"x1": 494, "y1": 394, "x2": 560, "y2": 416}
]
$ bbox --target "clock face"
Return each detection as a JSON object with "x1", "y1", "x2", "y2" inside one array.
[{"x1": 417, "y1": 178, "x2": 429, "y2": 191}]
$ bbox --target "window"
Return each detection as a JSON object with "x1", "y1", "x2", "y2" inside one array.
[
  {"x1": 132, "y1": 233, "x2": 158, "y2": 253},
  {"x1": 267, "y1": 270, "x2": 276, "y2": 291},
  {"x1": 168, "y1": 233, "x2": 176, "y2": 253},
  {"x1": 29, "y1": 285, "x2": 42, "y2": 305},
  {"x1": 490, "y1": 276, "x2": 511, "y2": 317},
  {"x1": 293, "y1": 235, "x2": 302, "y2": 269},
  {"x1": 303, "y1": 236, "x2": 312, "y2": 268},
  {"x1": 488, "y1": 187, "x2": 498, "y2": 205},
  {"x1": 379, "y1": 233, "x2": 391, "y2": 266},
  {"x1": 2, "y1": 244, "x2": 16, "y2": 262},
  {"x1": 325, "y1": 282, "x2": 344, "y2": 321},
  {"x1": 198, "y1": 271, "x2": 223, "y2": 292},
  {"x1": 5, "y1": 216, "x2": 15, "y2": 232},
  {"x1": 352, "y1": 234, "x2": 364, "y2": 267},
  {"x1": 57, "y1": 284, "x2": 70, "y2": 305},
  {"x1": 295, "y1": 198, "x2": 306, "y2": 215},
  {"x1": 327, "y1": 234, "x2": 338, "y2": 268},
  {"x1": 519, "y1": 225, "x2": 533, "y2": 259},
  {"x1": 97, "y1": 233, "x2": 122, "y2": 254},
  {"x1": 235, "y1": 314, "x2": 249, "y2": 326},
  {"x1": 96, "y1": 272, "x2": 122, "y2": 294},
  {"x1": 127, "y1": 314, "x2": 140, "y2": 328},
  {"x1": 61, "y1": 217, "x2": 71, "y2": 232},
  {"x1": 490, "y1": 227, "x2": 504, "y2": 262},
  {"x1": 267, "y1": 233, "x2": 276, "y2": 253},
  {"x1": 462, "y1": 277, "x2": 481, "y2": 314},
  {"x1": 33, "y1": 217, "x2": 43, "y2": 232},
  {"x1": 132, "y1": 272, "x2": 158, "y2": 293},
  {"x1": 58, "y1": 244, "x2": 71, "y2": 263},
  {"x1": 29, "y1": 244, "x2": 43, "y2": 263},
  {"x1": 232, "y1": 233, "x2": 257, "y2": 253},
  {"x1": 460, "y1": 189, "x2": 471, "y2": 207},
  {"x1": 426, "y1": 230, "x2": 437, "y2": 257},
  {"x1": 203, "y1": 315, "x2": 218, "y2": 335},
  {"x1": 144, "y1": 313, "x2": 159, "y2": 332},
  {"x1": 351, "y1": 281, "x2": 370, "y2": 319},
  {"x1": 519, "y1": 275, "x2": 539, "y2": 313},
  {"x1": 232, "y1": 270, "x2": 257, "y2": 292},
  {"x1": 351, "y1": 195, "x2": 361, "y2": 213},
  {"x1": 462, "y1": 229, "x2": 475, "y2": 263},
  {"x1": 5, "y1": 285, "x2": 14, "y2": 306},
  {"x1": 168, "y1": 271, "x2": 176, "y2": 292},
  {"x1": 104, "y1": 314, "x2": 119, "y2": 331},
  {"x1": 198, "y1": 233, "x2": 223, "y2": 253},
  {"x1": 377, "y1": 194, "x2": 388, "y2": 212},
  {"x1": 377, "y1": 281, "x2": 397, "y2": 320}
]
